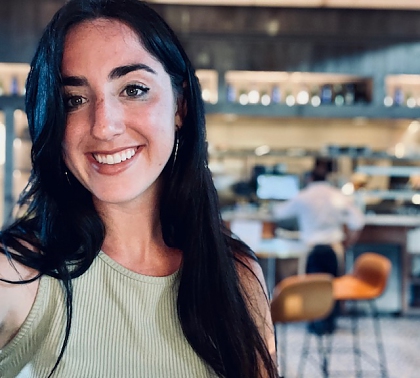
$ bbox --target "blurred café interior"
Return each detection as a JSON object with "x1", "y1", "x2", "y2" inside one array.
[{"x1": 1, "y1": 0, "x2": 420, "y2": 375}]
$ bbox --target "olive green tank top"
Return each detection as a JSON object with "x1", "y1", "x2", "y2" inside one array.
[{"x1": 0, "y1": 252, "x2": 216, "y2": 378}]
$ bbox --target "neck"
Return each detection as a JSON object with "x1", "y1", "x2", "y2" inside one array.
[{"x1": 94, "y1": 194, "x2": 182, "y2": 276}]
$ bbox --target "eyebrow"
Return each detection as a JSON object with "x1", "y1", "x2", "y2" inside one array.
[
  {"x1": 61, "y1": 63, "x2": 157, "y2": 87},
  {"x1": 109, "y1": 63, "x2": 157, "y2": 80},
  {"x1": 62, "y1": 76, "x2": 88, "y2": 87}
]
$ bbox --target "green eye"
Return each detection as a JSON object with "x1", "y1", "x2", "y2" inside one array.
[{"x1": 123, "y1": 84, "x2": 149, "y2": 98}]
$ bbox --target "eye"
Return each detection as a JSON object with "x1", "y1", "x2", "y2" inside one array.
[
  {"x1": 122, "y1": 84, "x2": 150, "y2": 98},
  {"x1": 64, "y1": 95, "x2": 87, "y2": 111}
]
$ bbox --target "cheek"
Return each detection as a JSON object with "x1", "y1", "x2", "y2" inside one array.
[
  {"x1": 139, "y1": 108, "x2": 176, "y2": 142},
  {"x1": 62, "y1": 125, "x2": 82, "y2": 165}
]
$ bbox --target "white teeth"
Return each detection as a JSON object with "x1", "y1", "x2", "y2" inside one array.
[
  {"x1": 93, "y1": 148, "x2": 136, "y2": 165},
  {"x1": 114, "y1": 154, "x2": 122, "y2": 164}
]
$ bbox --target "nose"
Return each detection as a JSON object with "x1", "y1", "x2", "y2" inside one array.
[{"x1": 91, "y1": 96, "x2": 125, "y2": 140}]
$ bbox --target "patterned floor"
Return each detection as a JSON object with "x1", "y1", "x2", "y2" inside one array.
[{"x1": 275, "y1": 315, "x2": 420, "y2": 378}]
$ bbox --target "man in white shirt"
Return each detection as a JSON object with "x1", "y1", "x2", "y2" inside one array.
[
  {"x1": 272, "y1": 168, "x2": 365, "y2": 333},
  {"x1": 273, "y1": 169, "x2": 365, "y2": 269}
]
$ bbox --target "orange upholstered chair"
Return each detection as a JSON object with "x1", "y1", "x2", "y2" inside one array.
[
  {"x1": 271, "y1": 273, "x2": 334, "y2": 378},
  {"x1": 333, "y1": 252, "x2": 391, "y2": 377}
]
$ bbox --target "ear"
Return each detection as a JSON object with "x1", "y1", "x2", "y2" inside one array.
[{"x1": 175, "y1": 95, "x2": 187, "y2": 130}]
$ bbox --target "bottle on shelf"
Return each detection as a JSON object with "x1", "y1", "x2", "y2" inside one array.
[
  {"x1": 10, "y1": 76, "x2": 20, "y2": 95},
  {"x1": 393, "y1": 86, "x2": 405, "y2": 106},
  {"x1": 333, "y1": 84, "x2": 345, "y2": 106},
  {"x1": 271, "y1": 85, "x2": 282, "y2": 104},
  {"x1": 320, "y1": 84, "x2": 333, "y2": 104},
  {"x1": 226, "y1": 83, "x2": 236, "y2": 103},
  {"x1": 344, "y1": 83, "x2": 355, "y2": 105}
]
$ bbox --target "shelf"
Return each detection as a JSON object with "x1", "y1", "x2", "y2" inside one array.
[
  {"x1": 385, "y1": 75, "x2": 420, "y2": 108},
  {"x1": 198, "y1": 70, "x2": 420, "y2": 119},
  {"x1": 356, "y1": 166, "x2": 420, "y2": 177},
  {"x1": 204, "y1": 102, "x2": 420, "y2": 119},
  {"x1": 0, "y1": 63, "x2": 30, "y2": 96},
  {"x1": 357, "y1": 190, "x2": 420, "y2": 201},
  {"x1": 225, "y1": 70, "x2": 371, "y2": 106},
  {"x1": 208, "y1": 146, "x2": 420, "y2": 162},
  {"x1": 196, "y1": 69, "x2": 218, "y2": 104}
]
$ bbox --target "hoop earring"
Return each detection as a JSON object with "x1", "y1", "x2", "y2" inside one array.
[
  {"x1": 171, "y1": 129, "x2": 180, "y2": 174},
  {"x1": 65, "y1": 171, "x2": 71, "y2": 185}
]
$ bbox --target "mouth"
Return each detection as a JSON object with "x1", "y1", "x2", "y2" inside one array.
[{"x1": 92, "y1": 147, "x2": 139, "y2": 165}]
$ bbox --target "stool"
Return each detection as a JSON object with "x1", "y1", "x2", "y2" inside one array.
[
  {"x1": 271, "y1": 273, "x2": 334, "y2": 378},
  {"x1": 333, "y1": 252, "x2": 391, "y2": 378}
]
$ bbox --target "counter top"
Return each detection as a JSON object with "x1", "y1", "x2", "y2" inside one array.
[
  {"x1": 364, "y1": 214, "x2": 420, "y2": 227},
  {"x1": 222, "y1": 209, "x2": 420, "y2": 228}
]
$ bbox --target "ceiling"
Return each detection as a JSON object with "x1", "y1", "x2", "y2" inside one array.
[{"x1": 148, "y1": 0, "x2": 420, "y2": 10}]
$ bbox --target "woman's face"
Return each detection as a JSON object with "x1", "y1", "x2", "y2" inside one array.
[{"x1": 61, "y1": 19, "x2": 182, "y2": 207}]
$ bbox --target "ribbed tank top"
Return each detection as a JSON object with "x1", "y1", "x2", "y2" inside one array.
[{"x1": 0, "y1": 252, "x2": 216, "y2": 378}]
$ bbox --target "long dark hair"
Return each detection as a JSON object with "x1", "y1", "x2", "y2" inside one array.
[{"x1": 0, "y1": 1, "x2": 277, "y2": 377}]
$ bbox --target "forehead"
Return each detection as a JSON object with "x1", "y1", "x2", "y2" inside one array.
[{"x1": 62, "y1": 18, "x2": 162, "y2": 74}]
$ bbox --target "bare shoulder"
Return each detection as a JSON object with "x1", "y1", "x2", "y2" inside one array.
[
  {"x1": 0, "y1": 250, "x2": 40, "y2": 349},
  {"x1": 234, "y1": 252, "x2": 271, "y2": 324},
  {"x1": 234, "y1": 252, "x2": 277, "y2": 365},
  {"x1": 235, "y1": 253, "x2": 268, "y2": 297}
]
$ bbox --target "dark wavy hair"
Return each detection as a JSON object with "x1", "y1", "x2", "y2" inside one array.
[{"x1": 0, "y1": 1, "x2": 277, "y2": 377}]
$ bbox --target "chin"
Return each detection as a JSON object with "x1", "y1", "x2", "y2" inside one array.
[{"x1": 90, "y1": 183, "x2": 157, "y2": 207}]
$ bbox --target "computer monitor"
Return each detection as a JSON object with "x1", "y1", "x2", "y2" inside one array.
[{"x1": 256, "y1": 174, "x2": 300, "y2": 201}]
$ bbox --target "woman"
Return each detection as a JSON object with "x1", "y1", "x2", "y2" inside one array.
[{"x1": 0, "y1": 1, "x2": 277, "y2": 377}]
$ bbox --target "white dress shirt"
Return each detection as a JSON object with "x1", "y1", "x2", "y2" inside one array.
[{"x1": 272, "y1": 181, "x2": 365, "y2": 247}]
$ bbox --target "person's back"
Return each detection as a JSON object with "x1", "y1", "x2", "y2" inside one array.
[
  {"x1": 292, "y1": 180, "x2": 361, "y2": 246},
  {"x1": 273, "y1": 169, "x2": 364, "y2": 248}
]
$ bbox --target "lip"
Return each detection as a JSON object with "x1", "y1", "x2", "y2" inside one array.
[
  {"x1": 87, "y1": 145, "x2": 142, "y2": 175},
  {"x1": 90, "y1": 145, "x2": 140, "y2": 155}
]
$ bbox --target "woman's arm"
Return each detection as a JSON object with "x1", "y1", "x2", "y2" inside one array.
[{"x1": 0, "y1": 252, "x2": 39, "y2": 349}]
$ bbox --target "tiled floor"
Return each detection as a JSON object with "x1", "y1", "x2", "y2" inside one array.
[{"x1": 275, "y1": 315, "x2": 420, "y2": 378}]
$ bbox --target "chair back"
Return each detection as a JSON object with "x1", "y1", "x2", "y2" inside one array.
[
  {"x1": 271, "y1": 273, "x2": 334, "y2": 324},
  {"x1": 353, "y1": 252, "x2": 391, "y2": 298}
]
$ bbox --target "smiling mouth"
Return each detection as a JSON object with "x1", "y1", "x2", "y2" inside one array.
[{"x1": 93, "y1": 147, "x2": 138, "y2": 165}]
